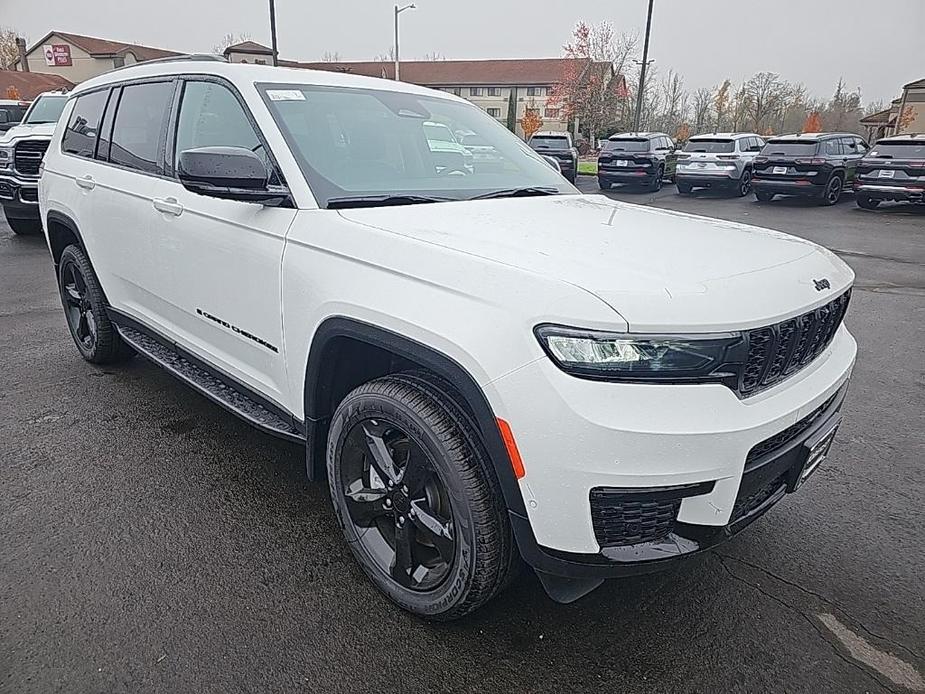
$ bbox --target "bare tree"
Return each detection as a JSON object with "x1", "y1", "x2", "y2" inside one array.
[
  {"x1": 691, "y1": 87, "x2": 713, "y2": 135},
  {"x1": 422, "y1": 51, "x2": 444, "y2": 61},
  {"x1": 713, "y1": 79, "x2": 731, "y2": 131},
  {"x1": 0, "y1": 26, "x2": 23, "y2": 70},
  {"x1": 744, "y1": 72, "x2": 786, "y2": 132},
  {"x1": 375, "y1": 47, "x2": 397, "y2": 63},
  {"x1": 212, "y1": 32, "x2": 251, "y2": 54},
  {"x1": 321, "y1": 51, "x2": 342, "y2": 62}
]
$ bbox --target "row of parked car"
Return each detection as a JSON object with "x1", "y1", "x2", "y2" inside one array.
[{"x1": 590, "y1": 130, "x2": 925, "y2": 210}]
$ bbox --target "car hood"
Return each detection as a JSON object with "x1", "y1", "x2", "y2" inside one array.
[
  {"x1": 0, "y1": 122, "x2": 56, "y2": 144},
  {"x1": 338, "y1": 194, "x2": 854, "y2": 332}
]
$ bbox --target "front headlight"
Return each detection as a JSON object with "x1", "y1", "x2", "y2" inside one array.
[
  {"x1": 534, "y1": 324, "x2": 745, "y2": 384},
  {"x1": 0, "y1": 147, "x2": 12, "y2": 169}
]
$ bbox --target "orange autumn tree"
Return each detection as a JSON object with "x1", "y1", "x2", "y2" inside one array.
[
  {"x1": 674, "y1": 123, "x2": 690, "y2": 143},
  {"x1": 4, "y1": 85, "x2": 21, "y2": 100},
  {"x1": 802, "y1": 111, "x2": 823, "y2": 133},
  {"x1": 520, "y1": 109, "x2": 543, "y2": 141},
  {"x1": 897, "y1": 106, "x2": 916, "y2": 133}
]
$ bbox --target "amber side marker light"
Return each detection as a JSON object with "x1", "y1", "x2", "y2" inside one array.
[{"x1": 496, "y1": 418, "x2": 526, "y2": 479}]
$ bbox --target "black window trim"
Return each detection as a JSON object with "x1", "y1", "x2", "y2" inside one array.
[{"x1": 60, "y1": 87, "x2": 112, "y2": 160}]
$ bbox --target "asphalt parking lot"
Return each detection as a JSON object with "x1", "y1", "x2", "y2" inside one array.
[{"x1": 1, "y1": 184, "x2": 923, "y2": 694}]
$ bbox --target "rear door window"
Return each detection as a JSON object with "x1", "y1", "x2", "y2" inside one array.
[
  {"x1": 109, "y1": 81, "x2": 174, "y2": 174},
  {"x1": 824, "y1": 139, "x2": 843, "y2": 156},
  {"x1": 61, "y1": 89, "x2": 110, "y2": 158}
]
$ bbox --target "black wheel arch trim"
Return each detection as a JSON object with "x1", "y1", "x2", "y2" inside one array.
[
  {"x1": 45, "y1": 210, "x2": 87, "y2": 259},
  {"x1": 303, "y1": 316, "x2": 529, "y2": 522}
]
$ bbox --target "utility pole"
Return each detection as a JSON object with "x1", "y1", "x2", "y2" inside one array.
[
  {"x1": 633, "y1": 0, "x2": 655, "y2": 132},
  {"x1": 269, "y1": 0, "x2": 279, "y2": 66},
  {"x1": 394, "y1": 3, "x2": 415, "y2": 81}
]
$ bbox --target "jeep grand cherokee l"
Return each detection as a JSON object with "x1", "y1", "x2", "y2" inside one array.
[
  {"x1": 752, "y1": 133, "x2": 868, "y2": 205},
  {"x1": 39, "y1": 58, "x2": 856, "y2": 620},
  {"x1": 675, "y1": 133, "x2": 765, "y2": 197},
  {"x1": 598, "y1": 132, "x2": 676, "y2": 191},
  {"x1": 527, "y1": 131, "x2": 577, "y2": 183},
  {"x1": 853, "y1": 134, "x2": 925, "y2": 208}
]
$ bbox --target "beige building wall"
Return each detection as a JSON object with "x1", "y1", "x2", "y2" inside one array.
[
  {"x1": 23, "y1": 38, "x2": 116, "y2": 82},
  {"x1": 438, "y1": 85, "x2": 567, "y2": 137},
  {"x1": 896, "y1": 86, "x2": 924, "y2": 134},
  {"x1": 225, "y1": 50, "x2": 271, "y2": 65}
]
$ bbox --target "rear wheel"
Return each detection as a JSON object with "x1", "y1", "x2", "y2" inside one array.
[
  {"x1": 57, "y1": 245, "x2": 134, "y2": 364},
  {"x1": 647, "y1": 166, "x2": 664, "y2": 192},
  {"x1": 856, "y1": 195, "x2": 881, "y2": 210},
  {"x1": 737, "y1": 169, "x2": 753, "y2": 197},
  {"x1": 821, "y1": 175, "x2": 843, "y2": 206},
  {"x1": 327, "y1": 372, "x2": 515, "y2": 620},
  {"x1": 598, "y1": 179, "x2": 611, "y2": 190},
  {"x1": 677, "y1": 182, "x2": 693, "y2": 195},
  {"x1": 4, "y1": 210, "x2": 41, "y2": 236},
  {"x1": 755, "y1": 190, "x2": 774, "y2": 202}
]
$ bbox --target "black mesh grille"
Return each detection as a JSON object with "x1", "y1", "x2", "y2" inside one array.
[
  {"x1": 590, "y1": 490, "x2": 680, "y2": 547},
  {"x1": 740, "y1": 291, "x2": 850, "y2": 397},
  {"x1": 730, "y1": 473, "x2": 787, "y2": 523},
  {"x1": 14, "y1": 140, "x2": 49, "y2": 177},
  {"x1": 745, "y1": 389, "x2": 841, "y2": 467}
]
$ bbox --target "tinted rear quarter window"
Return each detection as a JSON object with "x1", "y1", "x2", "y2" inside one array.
[
  {"x1": 61, "y1": 90, "x2": 109, "y2": 158},
  {"x1": 109, "y1": 81, "x2": 174, "y2": 174}
]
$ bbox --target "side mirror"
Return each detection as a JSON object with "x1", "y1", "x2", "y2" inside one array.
[
  {"x1": 177, "y1": 146, "x2": 288, "y2": 205},
  {"x1": 541, "y1": 155, "x2": 561, "y2": 173}
]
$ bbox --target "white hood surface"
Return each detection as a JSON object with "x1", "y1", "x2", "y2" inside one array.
[
  {"x1": 0, "y1": 122, "x2": 56, "y2": 144},
  {"x1": 338, "y1": 194, "x2": 854, "y2": 332}
]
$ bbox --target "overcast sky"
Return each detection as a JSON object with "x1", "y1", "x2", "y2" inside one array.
[{"x1": 3, "y1": 0, "x2": 922, "y2": 104}]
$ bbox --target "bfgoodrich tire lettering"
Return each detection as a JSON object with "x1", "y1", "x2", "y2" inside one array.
[{"x1": 326, "y1": 372, "x2": 515, "y2": 620}]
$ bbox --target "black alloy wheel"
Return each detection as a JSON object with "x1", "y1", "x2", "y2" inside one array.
[
  {"x1": 822, "y1": 175, "x2": 843, "y2": 206},
  {"x1": 61, "y1": 259, "x2": 97, "y2": 352},
  {"x1": 649, "y1": 166, "x2": 664, "y2": 192},
  {"x1": 856, "y1": 195, "x2": 880, "y2": 210},
  {"x1": 738, "y1": 169, "x2": 753, "y2": 197},
  {"x1": 340, "y1": 417, "x2": 456, "y2": 592}
]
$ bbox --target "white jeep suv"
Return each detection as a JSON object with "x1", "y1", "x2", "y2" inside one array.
[
  {"x1": 39, "y1": 58, "x2": 856, "y2": 620},
  {"x1": 675, "y1": 132, "x2": 766, "y2": 197}
]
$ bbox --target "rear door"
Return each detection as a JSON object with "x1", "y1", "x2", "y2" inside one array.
[{"x1": 139, "y1": 77, "x2": 296, "y2": 405}]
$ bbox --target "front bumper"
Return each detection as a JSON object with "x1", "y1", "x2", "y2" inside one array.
[
  {"x1": 854, "y1": 182, "x2": 925, "y2": 203},
  {"x1": 0, "y1": 173, "x2": 40, "y2": 219},
  {"x1": 490, "y1": 325, "x2": 856, "y2": 578},
  {"x1": 752, "y1": 178, "x2": 825, "y2": 197}
]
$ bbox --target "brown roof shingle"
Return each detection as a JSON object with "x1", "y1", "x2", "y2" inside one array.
[
  {"x1": 293, "y1": 58, "x2": 610, "y2": 86},
  {"x1": 28, "y1": 31, "x2": 179, "y2": 62},
  {"x1": 0, "y1": 69, "x2": 73, "y2": 100},
  {"x1": 224, "y1": 41, "x2": 273, "y2": 55}
]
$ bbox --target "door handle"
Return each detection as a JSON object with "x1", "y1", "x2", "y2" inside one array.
[
  {"x1": 152, "y1": 197, "x2": 184, "y2": 216},
  {"x1": 75, "y1": 175, "x2": 95, "y2": 190}
]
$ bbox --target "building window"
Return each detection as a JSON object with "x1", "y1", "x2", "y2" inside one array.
[
  {"x1": 452, "y1": 87, "x2": 461, "y2": 96},
  {"x1": 487, "y1": 107, "x2": 502, "y2": 118},
  {"x1": 526, "y1": 86, "x2": 541, "y2": 97},
  {"x1": 544, "y1": 108, "x2": 560, "y2": 119},
  {"x1": 254, "y1": 59, "x2": 266, "y2": 65},
  {"x1": 545, "y1": 86, "x2": 554, "y2": 96},
  {"x1": 525, "y1": 107, "x2": 539, "y2": 116},
  {"x1": 112, "y1": 56, "x2": 125, "y2": 68},
  {"x1": 487, "y1": 87, "x2": 501, "y2": 97},
  {"x1": 470, "y1": 87, "x2": 483, "y2": 97}
]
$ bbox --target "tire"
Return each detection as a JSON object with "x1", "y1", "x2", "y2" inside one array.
[
  {"x1": 856, "y1": 195, "x2": 880, "y2": 210},
  {"x1": 677, "y1": 182, "x2": 693, "y2": 195},
  {"x1": 648, "y1": 166, "x2": 664, "y2": 192},
  {"x1": 57, "y1": 245, "x2": 134, "y2": 364},
  {"x1": 327, "y1": 372, "x2": 516, "y2": 621},
  {"x1": 821, "y1": 175, "x2": 843, "y2": 206},
  {"x1": 4, "y1": 210, "x2": 41, "y2": 236},
  {"x1": 755, "y1": 190, "x2": 774, "y2": 202},
  {"x1": 737, "y1": 169, "x2": 753, "y2": 197},
  {"x1": 598, "y1": 179, "x2": 611, "y2": 190}
]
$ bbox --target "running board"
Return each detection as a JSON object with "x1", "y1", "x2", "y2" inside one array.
[{"x1": 117, "y1": 325, "x2": 303, "y2": 443}]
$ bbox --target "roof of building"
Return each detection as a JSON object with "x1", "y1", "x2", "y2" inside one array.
[
  {"x1": 0, "y1": 69, "x2": 74, "y2": 100},
  {"x1": 859, "y1": 108, "x2": 896, "y2": 125},
  {"x1": 294, "y1": 57, "x2": 612, "y2": 86},
  {"x1": 223, "y1": 41, "x2": 274, "y2": 56},
  {"x1": 23, "y1": 31, "x2": 180, "y2": 62},
  {"x1": 903, "y1": 77, "x2": 925, "y2": 90}
]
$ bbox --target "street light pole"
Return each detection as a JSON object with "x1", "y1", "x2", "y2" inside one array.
[
  {"x1": 269, "y1": 0, "x2": 279, "y2": 66},
  {"x1": 633, "y1": 0, "x2": 655, "y2": 132},
  {"x1": 394, "y1": 3, "x2": 415, "y2": 81}
]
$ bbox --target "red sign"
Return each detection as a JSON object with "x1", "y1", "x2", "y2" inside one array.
[{"x1": 43, "y1": 44, "x2": 73, "y2": 67}]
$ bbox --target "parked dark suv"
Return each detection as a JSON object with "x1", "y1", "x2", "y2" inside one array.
[
  {"x1": 752, "y1": 133, "x2": 868, "y2": 205},
  {"x1": 598, "y1": 132, "x2": 676, "y2": 191},
  {"x1": 853, "y1": 134, "x2": 925, "y2": 209},
  {"x1": 527, "y1": 131, "x2": 577, "y2": 183}
]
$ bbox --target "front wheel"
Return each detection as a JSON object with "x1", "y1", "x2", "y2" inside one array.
[
  {"x1": 57, "y1": 245, "x2": 134, "y2": 364},
  {"x1": 4, "y1": 209, "x2": 42, "y2": 236},
  {"x1": 856, "y1": 195, "x2": 880, "y2": 210},
  {"x1": 327, "y1": 372, "x2": 515, "y2": 620}
]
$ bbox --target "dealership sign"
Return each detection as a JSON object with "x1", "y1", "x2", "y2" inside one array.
[{"x1": 43, "y1": 44, "x2": 73, "y2": 67}]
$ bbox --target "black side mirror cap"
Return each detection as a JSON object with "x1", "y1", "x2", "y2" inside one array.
[{"x1": 178, "y1": 146, "x2": 288, "y2": 205}]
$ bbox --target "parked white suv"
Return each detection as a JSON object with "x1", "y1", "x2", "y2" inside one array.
[
  {"x1": 39, "y1": 58, "x2": 856, "y2": 620},
  {"x1": 675, "y1": 132, "x2": 765, "y2": 196}
]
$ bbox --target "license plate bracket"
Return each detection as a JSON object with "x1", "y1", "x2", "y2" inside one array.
[
  {"x1": 790, "y1": 415, "x2": 841, "y2": 491},
  {"x1": 878, "y1": 169, "x2": 895, "y2": 178},
  {"x1": 616, "y1": 159, "x2": 628, "y2": 167},
  {"x1": 773, "y1": 166, "x2": 788, "y2": 175}
]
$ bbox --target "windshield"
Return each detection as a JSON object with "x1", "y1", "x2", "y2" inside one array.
[
  {"x1": 529, "y1": 135, "x2": 569, "y2": 149},
  {"x1": 0, "y1": 103, "x2": 28, "y2": 125},
  {"x1": 761, "y1": 140, "x2": 818, "y2": 156},
  {"x1": 868, "y1": 142, "x2": 925, "y2": 159},
  {"x1": 23, "y1": 95, "x2": 68, "y2": 124},
  {"x1": 259, "y1": 84, "x2": 573, "y2": 208},
  {"x1": 684, "y1": 139, "x2": 734, "y2": 153},
  {"x1": 602, "y1": 138, "x2": 648, "y2": 152}
]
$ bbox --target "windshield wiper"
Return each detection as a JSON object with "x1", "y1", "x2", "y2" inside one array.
[
  {"x1": 327, "y1": 194, "x2": 454, "y2": 209},
  {"x1": 469, "y1": 186, "x2": 560, "y2": 201}
]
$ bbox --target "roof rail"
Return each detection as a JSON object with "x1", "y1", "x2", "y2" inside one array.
[{"x1": 109, "y1": 53, "x2": 227, "y2": 73}]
